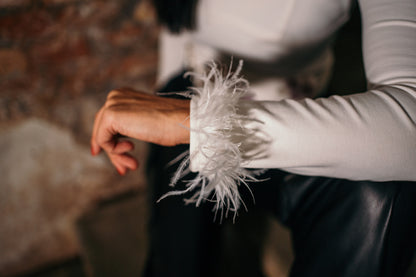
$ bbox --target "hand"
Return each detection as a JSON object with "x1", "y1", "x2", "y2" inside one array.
[{"x1": 91, "y1": 88, "x2": 190, "y2": 175}]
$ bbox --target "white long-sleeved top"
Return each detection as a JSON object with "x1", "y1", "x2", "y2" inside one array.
[{"x1": 158, "y1": 0, "x2": 416, "y2": 182}]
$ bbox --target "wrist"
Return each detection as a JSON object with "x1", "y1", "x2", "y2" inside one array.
[
  {"x1": 170, "y1": 98, "x2": 190, "y2": 145},
  {"x1": 178, "y1": 102, "x2": 191, "y2": 144}
]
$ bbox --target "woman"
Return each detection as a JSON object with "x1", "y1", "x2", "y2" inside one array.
[{"x1": 91, "y1": 0, "x2": 416, "y2": 276}]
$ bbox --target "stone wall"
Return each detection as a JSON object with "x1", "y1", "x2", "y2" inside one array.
[{"x1": 0, "y1": 0, "x2": 158, "y2": 275}]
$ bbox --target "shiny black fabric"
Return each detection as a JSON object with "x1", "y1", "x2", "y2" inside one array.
[
  {"x1": 271, "y1": 175, "x2": 416, "y2": 277},
  {"x1": 144, "y1": 71, "x2": 416, "y2": 277}
]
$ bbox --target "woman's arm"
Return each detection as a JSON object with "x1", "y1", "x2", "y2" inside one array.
[{"x1": 189, "y1": 0, "x2": 416, "y2": 181}]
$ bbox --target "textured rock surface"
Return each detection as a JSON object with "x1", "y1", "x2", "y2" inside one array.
[
  {"x1": 0, "y1": 0, "x2": 157, "y2": 275},
  {"x1": 0, "y1": 119, "x2": 148, "y2": 276},
  {"x1": 0, "y1": 0, "x2": 158, "y2": 125}
]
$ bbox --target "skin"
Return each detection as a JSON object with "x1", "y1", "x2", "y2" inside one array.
[{"x1": 90, "y1": 88, "x2": 190, "y2": 175}]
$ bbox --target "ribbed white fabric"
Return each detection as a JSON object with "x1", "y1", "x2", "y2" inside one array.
[{"x1": 187, "y1": 0, "x2": 416, "y2": 182}]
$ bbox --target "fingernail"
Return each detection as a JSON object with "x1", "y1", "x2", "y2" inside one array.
[
  {"x1": 117, "y1": 168, "x2": 125, "y2": 176},
  {"x1": 90, "y1": 147, "x2": 95, "y2": 156}
]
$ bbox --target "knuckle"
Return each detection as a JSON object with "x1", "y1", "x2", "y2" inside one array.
[
  {"x1": 100, "y1": 107, "x2": 113, "y2": 123},
  {"x1": 107, "y1": 89, "x2": 121, "y2": 100},
  {"x1": 105, "y1": 93, "x2": 120, "y2": 108},
  {"x1": 104, "y1": 99, "x2": 115, "y2": 108}
]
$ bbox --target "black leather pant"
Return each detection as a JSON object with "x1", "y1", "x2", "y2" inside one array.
[
  {"x1": 144, "y1": 72, "x2": 416, "y2": 277},
  {"x1": 145, "y1": 142, "x2": 416, "y2": 277},
  {"x1": 259, "y1": 171, "x2": 416, "y2": 277}
]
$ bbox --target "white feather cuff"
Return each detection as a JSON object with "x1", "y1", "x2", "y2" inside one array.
[{"x1": 159, "y1": 61, "x2": 269, "y2": 219}]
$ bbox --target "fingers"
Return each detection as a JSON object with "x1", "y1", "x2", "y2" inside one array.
[
  {"x1": 91, "y1": 104, "x2": 138, "y2": 175},
  {"x1": 111, "y1": 139, "x2": 135, "y2": 154},
  {"x1": 91, "y1": 106, "x2": 121, "y2": 156},
  {"x1": 109, "y1": 152, "x2": 138, "y2": 176},
  {"x1": 91, "y1": 108, "x2": 104, "y2": 156},
  {"x1": 100, "y1": 140, "x2": 138, "y2": 175}
]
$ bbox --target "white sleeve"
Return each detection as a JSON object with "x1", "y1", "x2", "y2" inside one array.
[
  {"x1": 190, "y1": 0, "x2": 416, "y2": 181},
  {"x1": 156, "y1": 29, "x2": 191, "y2": 87},
  {"x1": 157, "y1": 29, "x2": 218, "y2": 88}
]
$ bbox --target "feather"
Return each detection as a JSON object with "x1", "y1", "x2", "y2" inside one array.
[{"x1": 158, "y1": 60, "x2": 266, "y2": 220}]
